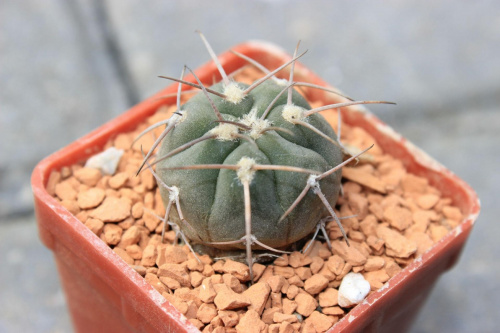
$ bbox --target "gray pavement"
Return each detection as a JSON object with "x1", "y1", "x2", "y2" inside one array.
[{"x1": 1, "y1": 1, "x2": 499, "y2": 332}]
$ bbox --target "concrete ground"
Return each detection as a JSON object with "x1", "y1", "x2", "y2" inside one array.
[{"x1": 1, "y1": 1, "x2": 499, "y2": 332}]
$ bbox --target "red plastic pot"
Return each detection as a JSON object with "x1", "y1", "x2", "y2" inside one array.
[{"x1": 32, "y1": 41, "x2": 480, "y2": 333}]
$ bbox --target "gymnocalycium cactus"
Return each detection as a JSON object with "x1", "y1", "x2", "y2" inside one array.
[{"x1": 138, "y1": 32, "x2": 393, "y2": 279}]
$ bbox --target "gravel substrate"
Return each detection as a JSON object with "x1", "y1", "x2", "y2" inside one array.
[{"x1": 47, "y1": 66, "x2": 463, "y2": 333}]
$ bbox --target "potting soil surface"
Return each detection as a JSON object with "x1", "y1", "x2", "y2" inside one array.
[{"x1": 48, "y1": 66, "x2": 463, "y2": 333}]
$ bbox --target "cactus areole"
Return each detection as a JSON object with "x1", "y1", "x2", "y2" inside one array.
[{"x1": 140, "y1": 33, "x2": 390, "y2": 268}]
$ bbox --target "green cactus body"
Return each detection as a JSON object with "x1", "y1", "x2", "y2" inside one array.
[{"x1": 156, "y1": 79, "x2": 344, "y2": 251}]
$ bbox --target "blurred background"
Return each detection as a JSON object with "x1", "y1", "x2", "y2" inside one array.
[{"x1": 1, "y1": 1, "x2": 499, "y2": 332}]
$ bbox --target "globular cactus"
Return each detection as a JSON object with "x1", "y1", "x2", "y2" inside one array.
[{"x1": 138, "y1": 32, "x2": 392, "y2": 278}]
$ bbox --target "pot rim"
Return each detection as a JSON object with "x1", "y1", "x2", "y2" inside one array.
[{"x1": 32, "y1": 40, "x2": 480, "y2": 333}]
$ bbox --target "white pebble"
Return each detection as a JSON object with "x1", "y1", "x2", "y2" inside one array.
[
  {"x1": 85, "y1": 147, "x2": 124, "y2": 175},
  {"x1": 338, "y1": 273, "x2": 371, "y2": 308}
]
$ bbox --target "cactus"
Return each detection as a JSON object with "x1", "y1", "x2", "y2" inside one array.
[{"x1": 138, "y1": 32, "x2": 393, "y2": 278}]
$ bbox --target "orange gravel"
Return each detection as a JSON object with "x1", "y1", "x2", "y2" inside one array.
[{"x1": 48, "y1": 66, "x2": 464, "y2": 333}]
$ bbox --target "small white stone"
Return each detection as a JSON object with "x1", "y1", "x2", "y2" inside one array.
[
  {"x1": 338, "y1": 273, "x2": 371, "y2": 308},
  {"x1": 85, "y1": 147, "x2": 124, "y2": 175}
]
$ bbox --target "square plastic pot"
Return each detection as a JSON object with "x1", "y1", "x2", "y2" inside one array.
[{"x1": 32, "y1": 41, "x2": 480, "y2": 333}]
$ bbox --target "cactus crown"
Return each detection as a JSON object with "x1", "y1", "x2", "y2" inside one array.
[{"x1": 137, "y1": 32, "x2": 393, "y2": 278}]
